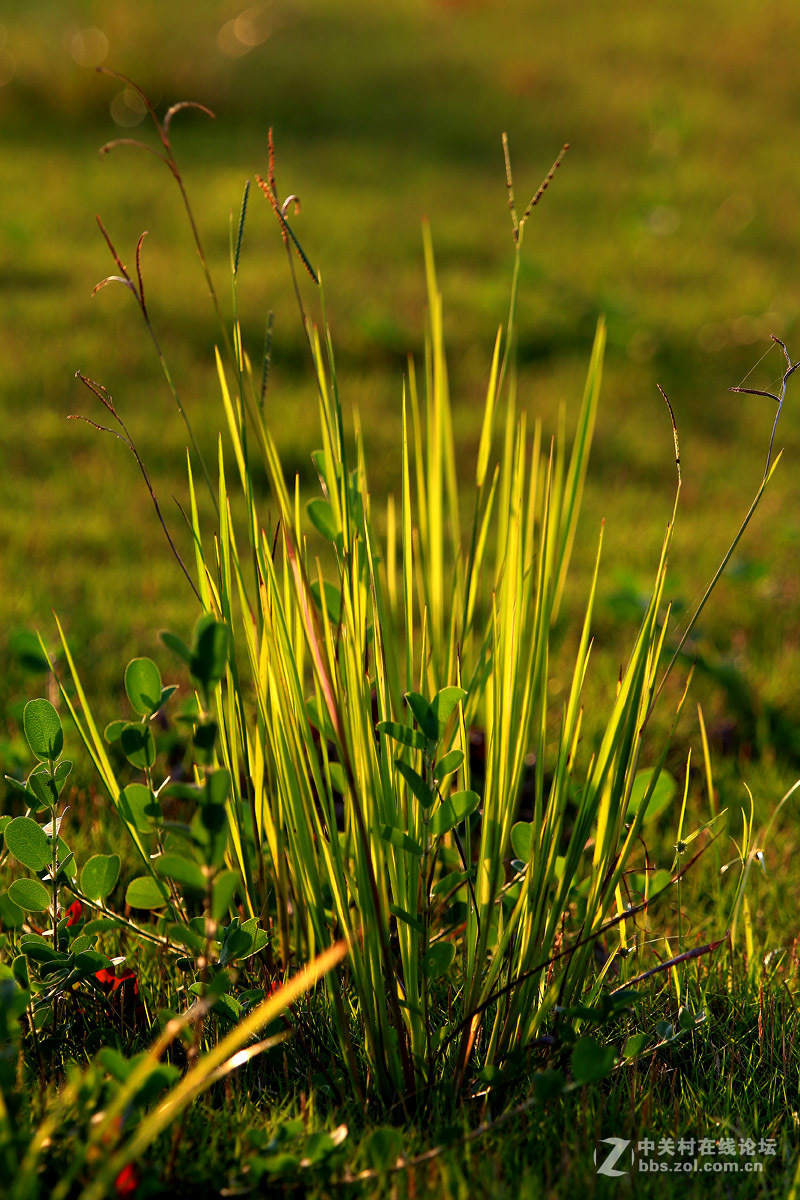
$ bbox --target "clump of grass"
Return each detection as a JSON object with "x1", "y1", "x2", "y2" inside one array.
[{"x1": 1, "y1": 81, "x2": 797, "y2": 1196}]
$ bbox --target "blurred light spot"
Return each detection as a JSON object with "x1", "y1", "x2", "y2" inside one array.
[
  {"x1": 70, "y1": 27, "x2": 109, "y2": 68},
  {"x1": 646, "y1": 206, "x2": 680, "y2": 237},
  {"x1": 758, "y1": 311, "x2": 784, "y2": 337},
  {"x1": 218, "y1": 4, "x2": 273, "y2": 57},
  {"x1": 650, "y1": 128, "x2": 681, "y2": 159},
  {"x1": 110, "y1": 87, "x2": 147, "y2": 127},
  {"x1": 627, "y1": 331, "x2": 658, "y2": 363},
  {"x1": 730, "y1": 315, "x2": 759, "y2": 345},
  {"x1": 218, "y1": 20, "x2": 250, "y2": 57},
  {"x1": 0, "y1": 48, "x2": 15, "y2": 87},
  {"x1": 716, "y1": 192, "x2": 755, "y2": 234},
  {"x1": 697, "y1": 323, "x2": 728, "y2": 352}
]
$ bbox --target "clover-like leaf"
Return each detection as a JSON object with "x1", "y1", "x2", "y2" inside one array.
[
  {"x1": 80, "y1": 854, "x2": 121, "y2": 902},
  {"x1": 154, "y1": 854, "x2": 207, "y2": 893},
  {"x1": 125, "y1": 876, "x2": 168, "y2": 910},
  {"x1": 4, "y1": 817, "x2": 51, "y2": 872},
  {"x1": 431, "y1": 687, "x2": 467, "y2": 735},
  {"x1": 429, "y1": 790, "x2": 480, "y2": 836},
  {"x1": 125, "y1": 657, "x2": 162, "y2": 717},
  {"x1": 8, "y1": 877, "x2": 51, "y2": 912},
  {"x1": 119, "y1": 783, "x2": 162, "y2": 832},
  {"x1": 120, "y1": 723, "x2": 156, "y2": 770},
  {"x1": 405, "y1": 692, "x2": 438, "y2": 741},
  {"x1": 23, "y1": 699, "x2": 63, "y2": 763},
  {"x1": 190, "y1": 614, "x2": 229, "y2": 695},
  {"x1": 421, "y1": 942, "x2": 456, "y2": 979},
  {"x1": 377, "y1": 721, "x2": 426, "y2": 751},
  {"x1": 306, "y1": 498, "x2": 338, "y2": 542},
  {"x1": 628, "y1": 769, "x2": 677, "y2": 823},
  {"x1": 570, "y1": 1036, "x2": 616, "y2": 1084}
]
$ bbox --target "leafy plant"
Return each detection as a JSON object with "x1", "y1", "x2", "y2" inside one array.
[{"x1": 1, "y1": 80, "x2": 796, "y2": 1186}]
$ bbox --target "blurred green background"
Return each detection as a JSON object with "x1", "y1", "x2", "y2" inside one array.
[{"x1": 2, "y1": 0, "x2": 800, "y2": 784}]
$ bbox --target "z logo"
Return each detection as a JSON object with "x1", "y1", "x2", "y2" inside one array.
[{"x1": 594, "y1": 1137, "x2": 633, "y2": 1177}]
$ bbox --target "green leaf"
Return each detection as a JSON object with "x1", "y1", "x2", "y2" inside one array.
[
  {"x1": 104, "y1": 720, "x2": 127, "y2": 745},
  {"x1": 125, "y1": 657, "x2": 163, "y2": 716},
  {"x1": 4, "y1": 817, "x2": 51, "y2": 871},
  {"x1": 421, "y1": 941, "x2": 456, "y2": 978},
  {"x1": 125, "y1": 876, "x2": 168, "y2": 910},
  {"x1": 203, "y1": 989, "x2": 241, "y2": 1022},
  {"x1": 431, "y1": 687, "x2": 467, "y2": 734},
  {"x1": 570, "y1": 1036, "x2": 616, "y2": 1084},
  {"x1": 204, "y1": 768, "x2": 231, "y2": 807},
  {"x1": 190, "y1": 615, "x2": 229, "y2": 693},
  {"x1": 120, "y1": 723, "x2": 156, "y2": 770},
  {"x1": 192, "y1": 804, "x2": 228, "y2": 867},
  {"x1": 219, "y1": 917, "x2": 268, "y2": 966},
  {"x1": 433, "y1": 749, "x2": 463, "y2": 780},
  {"x1": 306, "y1": 696, "x2": 335, "y2": 742},
  {"x1": 306, "y1": 497, "x2": 338, "y2": 541},
  {"x1": 623, "y1": 1032, "x2": 650, "y2": 1059},
  {"x1": 0, "y1": 891, "x2": 25, "y2": 929},
  {"x1": 74, "y1": 950, "x2": 113, "y2": 974},
  {"x1": 405, "y1": 692, "x2": 438, "y2": 740},
  {"x1": 429, "y1": 790, "x2": 480, "y2": 836},
  {"x1": 431, "y1": 869, "x2": 473, "y2": 896},
  {"x1": 380, "y1": 825, "x2": 424, "y2": 856},
  {"x1": 362, "y1": 1128, "x2": 404, "y2": 1173},
  {"x1": 3, "y1": 776, "x2": 34, "y2": 802},
  {"x1": 21, "y1": 941, "x2": 67, "y2": 965},
  {"x1": 8, "y1": 877, "x2": 52, "y2": 912},
  {"x1": 23, "y1": 699, "x2": 63, "y2": 762},
  {"x1": 310, "y1": 580, "x2": 343, "y2": 624},
  {"x1": 395, "y1": 760, "x2": 433, "y2": 808},
  {"x1": 193, "y1": 719, "x2": 218, "y2": 764},
  {"x1": 26, "y1": 766, "x2": 58, "y2": 811},
  {"x1": 9, "y1": 630, "x2": 49, "y2": 674},
  {"x1": 160, "y1": 630, "x2": 193, "y2": 667},
  {"x1": 119, "y1": 783, "x2": 162, "y2": 832},
  {"x1": 628, "y1": 769, "x2": 677, "y2": 823},
  {"x1": 327, "y1": 762, "x2": 346, "y2": 794},
  {"x1": 377, "y1": 721, "x2": 426, "y2": 751},
  {"x1": 388, "y1": 904, "x2": 423, "y2": 933},
  {"x1": 159, "y1": 684, "x2": 178, "y2": 708},
  {"x1": 154, "y1": 854, "x2": 207, "y2": 893},
  {"x1": 80, "y1": 854, "x2": 121, "y2": 901},
  {"x1": 212, "y1": 870, "x2": 239, "y2": 922},
  {"x1": 53, "y1": 760, "x2": 72, "y2": 795},
  {"x1": 510, "y1": 821, "x2": 533, "y2": 861},
  {"x1": 160, "y1": 782, "x2": 202, "y2": 802}
]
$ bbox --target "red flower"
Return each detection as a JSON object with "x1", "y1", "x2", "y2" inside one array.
[
  {"x1": 65, "y1": 900, "x2": 83, "y2": 926},
  {"x1": 114, "y1": 1162, "x2": 139, "y2": 1197},
  {"x1": 95, "y1": 968, "x2": 139, "y2": 996}
]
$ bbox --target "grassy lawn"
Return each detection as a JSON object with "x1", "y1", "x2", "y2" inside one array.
[{"x1": 1, "y1": 2, "x2": 800, "y2": 1196}]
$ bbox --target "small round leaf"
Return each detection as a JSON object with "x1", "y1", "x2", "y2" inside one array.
[
  {"x1": 570, "y1": 1036, "x2": 616, "y2": 1084},
  {"x1": 125, "y1": 876, "x2": 168, "y2": 910},
  {"x1": 421, "y1": 941, "x2": 456, "y2": 979},
  {"x1": 26, "y1": 766, "x2": 58, "y2": 811},
  {"x1": 80, "y1": 854, "x2": 121, "y2": 902},
  {"x1": 119, "y1": 783, "x2": 162, "y2": 832},
  {"x1": 190, "y1": 616, "x2": 229, "y2": 694},
  {"x1": 8, "y1": 877, "x2": 52, "y2": 912},
  {"x1": 120, "y1": 723, "x2": 156, "y2": 770},
  {"x1": 23, "y1": 699, "x2": 63, "y2": 762},
  {"x1": 154, "y1": 854, "x2": 206, "y2": 893},
  {"x1": 125, "y1": 658, "x2": 163, "y2": 717},
  {"x1": 4, "y1": 817, "x2": 52, "y2": 872}
]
